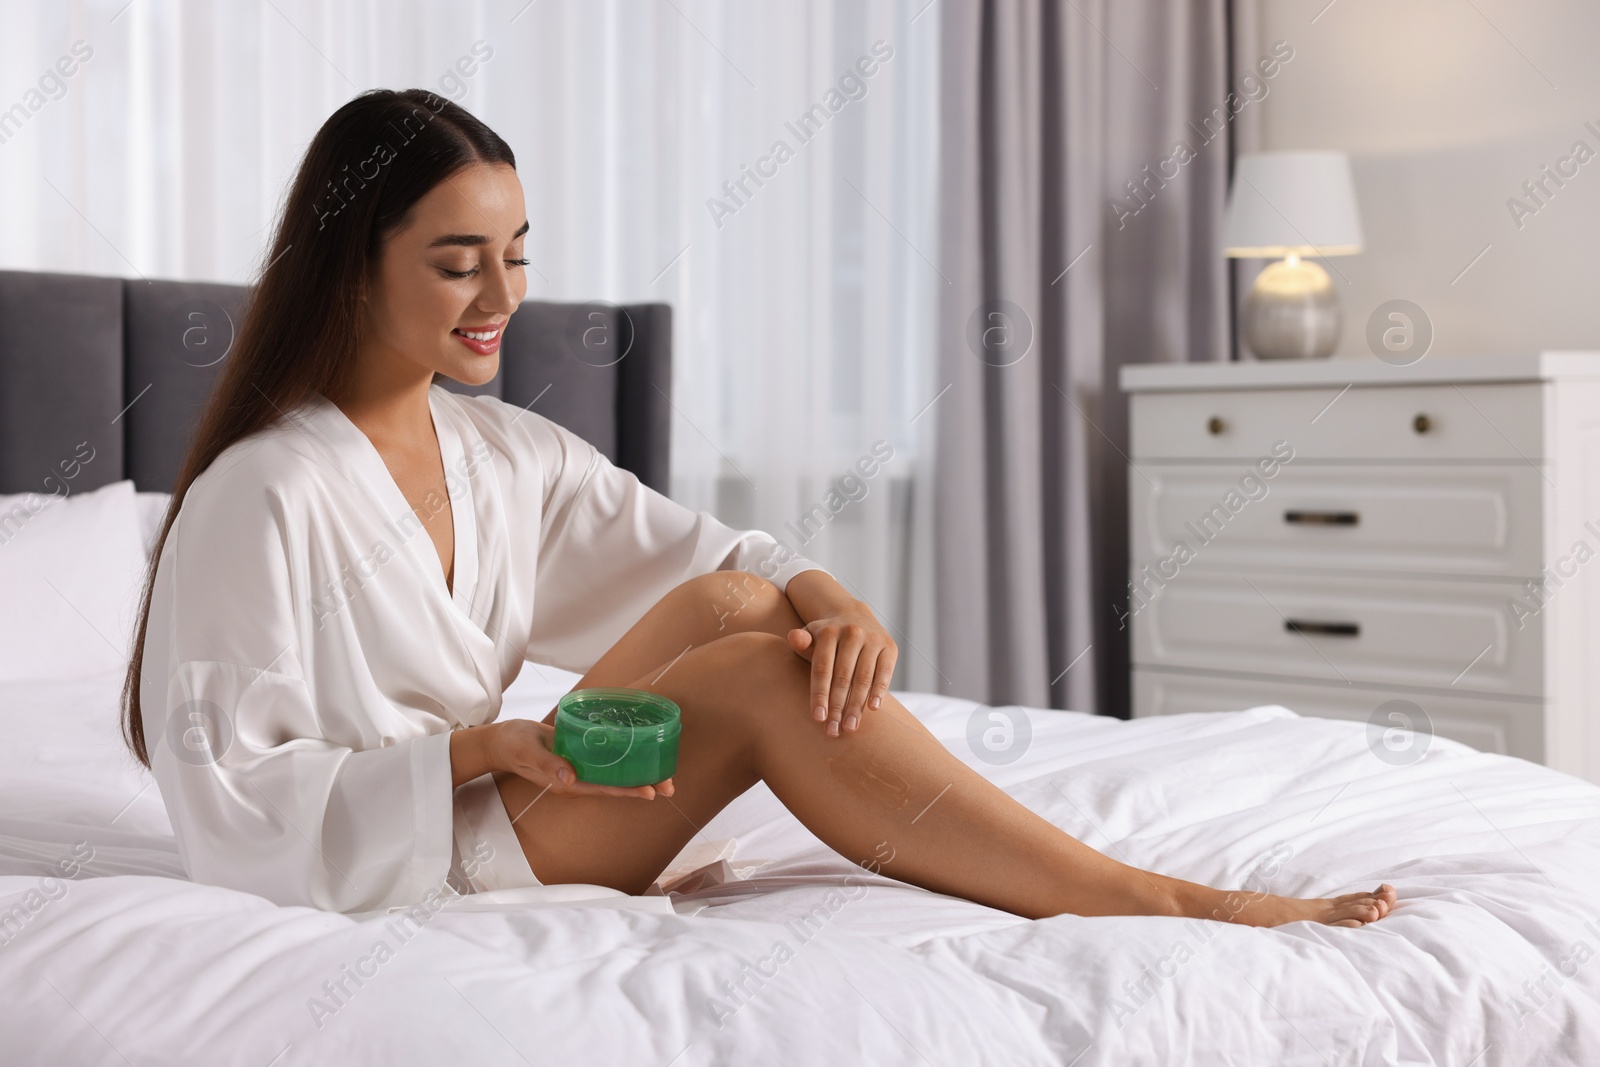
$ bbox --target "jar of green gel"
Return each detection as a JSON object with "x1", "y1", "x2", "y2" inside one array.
[{"x1": 552, "y1": 688, "x2": 681, "y2": 787}]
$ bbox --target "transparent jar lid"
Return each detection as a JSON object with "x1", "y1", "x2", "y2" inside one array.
[
  {"x1": 552, "y1": 688, "x2": 681, "y2": 786},
  {"x1": 557, "y1": 688, "x2": 680, "y2": 734}
]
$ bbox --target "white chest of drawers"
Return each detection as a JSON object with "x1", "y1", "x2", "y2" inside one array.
[{"x1": 1120, "y1": 352, "x2": 1600, "y2": 786}]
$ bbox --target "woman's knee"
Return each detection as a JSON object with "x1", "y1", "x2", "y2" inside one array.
[{"x1": 671, "y1": 570, "x2": 791, "y2": 639}]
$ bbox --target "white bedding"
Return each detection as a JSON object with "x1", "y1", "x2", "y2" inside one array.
[{"x1": 3, "y1": 664, "x2": 1598, "y2": 1066}]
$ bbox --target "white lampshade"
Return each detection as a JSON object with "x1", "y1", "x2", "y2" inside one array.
[{"x1": 1222, "y1": 151, "x2": 1363, "y2": 258}]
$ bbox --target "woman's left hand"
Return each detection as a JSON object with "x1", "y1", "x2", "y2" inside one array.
[{"x1": 786, "y1": 607, "x2": 898, "y2": 738}]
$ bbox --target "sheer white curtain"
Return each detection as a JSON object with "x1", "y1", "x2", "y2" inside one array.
[{"x1": 0, "y1": 0, "x2": 943, "y2": 691}]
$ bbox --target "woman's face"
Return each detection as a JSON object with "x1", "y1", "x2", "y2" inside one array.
[{"x1": 360, "y1": 161, "x2": 529, "y2": 389}]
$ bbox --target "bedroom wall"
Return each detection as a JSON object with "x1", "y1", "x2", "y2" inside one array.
[{"x1": 1241, "y1": 0, "x2": 1600, "y2": 359}]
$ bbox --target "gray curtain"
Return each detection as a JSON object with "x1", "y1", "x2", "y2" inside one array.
[{"x1": 934, "y1": 0, "x2": 1235, "y2": 717}]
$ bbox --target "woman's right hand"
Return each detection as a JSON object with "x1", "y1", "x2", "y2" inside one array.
[{"x1": 485, "y1": 720, "x2": 676, "y2": 800}]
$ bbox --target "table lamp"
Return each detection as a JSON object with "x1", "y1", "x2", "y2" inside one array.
[{"x1": 1223, "y1": 151, "x2": 1363, "y2": 360}]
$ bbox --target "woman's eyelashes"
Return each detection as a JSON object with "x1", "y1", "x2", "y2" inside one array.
[{"x1": 438, "y1": 257, "x2": 530, "y2": 279}]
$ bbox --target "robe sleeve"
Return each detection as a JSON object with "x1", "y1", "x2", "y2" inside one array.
[
  {"x1": 520, "y1": 412, "x2": 833, "y2": 673},
  {"x1": 144, "y1": 461, "x2": 455, "y2": 914}
]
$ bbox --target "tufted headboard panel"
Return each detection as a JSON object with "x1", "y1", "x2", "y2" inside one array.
[{"x1": 0, "y1": 269, "x2": 672, "y2": 496}]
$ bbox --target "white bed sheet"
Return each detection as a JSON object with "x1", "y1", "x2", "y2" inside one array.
[{"x1": 2, "y1": 664, "x2": 1597, "y2": 1065}]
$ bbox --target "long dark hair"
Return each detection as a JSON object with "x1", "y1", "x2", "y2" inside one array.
[{"x1": 120, "y1": 88, "x2": 516, "y2": 767}]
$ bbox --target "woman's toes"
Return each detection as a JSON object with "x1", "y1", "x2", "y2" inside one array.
[
  {"x1": 1331, "y1": 918, "x2": 1363, "y2": 928},
  {"x1": 1332, "y1": 886, "x2": 1397, "y2": 918},
  {"x1": 1332, "y1": 900, "x2": 1381, "y2": 924},
  {"x1": 1359, "y1": 885, "x2": 1396, "y2": 919}
]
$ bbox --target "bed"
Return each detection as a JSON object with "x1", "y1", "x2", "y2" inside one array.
[
  {"x1": 7, "y1": 660, "x2": 1600, "y2": 1064},
  {"x1": 3, "y1": 270, "x2": 1599, "y2": 1064}
]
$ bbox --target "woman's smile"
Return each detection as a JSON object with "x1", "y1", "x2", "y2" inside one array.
[{"x1": 451, "y1": 323, "x2": 504, "y2": 355}]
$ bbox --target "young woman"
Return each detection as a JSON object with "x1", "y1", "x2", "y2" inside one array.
[{"x1": 122, "y1": 89, "x2": 1395, "y2": 928}]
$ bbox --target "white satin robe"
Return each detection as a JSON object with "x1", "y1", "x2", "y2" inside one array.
[{"x1": 142, "y1": 383, "x2": 829, "y2": 915}]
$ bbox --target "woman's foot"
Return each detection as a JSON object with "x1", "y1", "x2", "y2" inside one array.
[{"x1": 1182, "y1": 882, "x2": 1398, "y2": 928}]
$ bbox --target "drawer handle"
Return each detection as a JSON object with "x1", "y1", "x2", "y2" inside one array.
[
  {"x1": 1413, "y1": 413, "x2": 1432, "y2": 434},
  {"x1": 1284, "y1": 510, "x2": 1360, "y2": 526},
  {"x1": 1207, "y1": 416, "x2": 1226, "y2": 435},
  {"x1": 1285, "y1": 619, "x2": 1360, "y2": 638}
]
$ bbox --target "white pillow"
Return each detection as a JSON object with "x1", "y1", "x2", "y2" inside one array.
[
  {"x1": 135, "y1": 490, "x2": 172, "y2": 558},
  {"x1": 0, "y1": 479, "x2": 149, "y2": 682}
]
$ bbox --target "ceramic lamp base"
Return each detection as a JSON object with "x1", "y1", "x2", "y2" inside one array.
[{"x1": 1241, "y1": 257, "x2": 1341, "y2": 360}]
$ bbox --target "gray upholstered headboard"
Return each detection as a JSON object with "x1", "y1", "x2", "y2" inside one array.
[{"x1": 0, "y1": 269, "x2": 672, "y2": 496}]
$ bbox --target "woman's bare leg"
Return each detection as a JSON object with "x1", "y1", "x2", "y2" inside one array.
[
  {"x1": 503, "y1": 571, "x2": 906, "y2": 894},
  {"x1": 499, "y1": 600, "x2": 1395, "y2": 925},
  {"x1": 534, "y1": 570, "x2": 941, "y2": 743}
]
